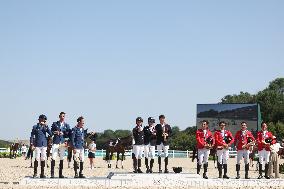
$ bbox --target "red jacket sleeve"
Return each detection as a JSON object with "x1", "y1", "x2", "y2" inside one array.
[
  {"x1": 234, "y1": 131, "x2": 239, "y2": 146},
  {"x1": 269, "y1": 132, "x2": 276, "y2": 144},
  {"x1": 228, "y1": 131, "x2": 234, "y2": 146},
  {"x1": 196, "y1": 131, "x2": 205, "y2": 147},
  {"x1": 257, "y1": 132, "x2": 263, "y2": 146}
]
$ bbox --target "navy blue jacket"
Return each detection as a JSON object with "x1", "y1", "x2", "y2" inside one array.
[
  {"x1": 71, "y1": 126, "x2": 87, "y2": 149},
  {"x1": 30, "y1": 123, "x2": 52, "y2": 147},
  {"x1": 155, "y1": 124, "x2": 172, "y2": 146},
  {"x1": 133, "y1": 126, "x2": 144, "y2": 145},
  {"x1": 51, "y1": 121, "x2": 71, "y2": 144}
]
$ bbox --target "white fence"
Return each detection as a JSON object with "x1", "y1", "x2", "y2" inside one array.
[{"x1": 0, "y1": 148, "x2": 240, "y2": 158}]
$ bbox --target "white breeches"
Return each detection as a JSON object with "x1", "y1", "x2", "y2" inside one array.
[
  {"x1": 157, "y1": 143, "x2": 169, "y2": 157},
  {"x1": 258, "y1": 149, "x2": 270, "y2": 165},
  {"x1": 73, "y1": 148, "x2": 85, "y2": 162},
  {"x1": 197, "y1": 148, "x2": 210, "y2": 165},
  {"x1": 35, "y1": 147, "x2": 47, "y2": 161},
  {"x1": 133, "y1": 145, "x2": 144, "y2": 159},
  {"x1": 237, "y1": 150, "x2": 250, "y2": 165},
  {"x1": 51, "y1": 144, "x2": 66, "y2": 160},
  {"x1": 216, "y1": 149, "x2": 229, "y2": 164},
  {"x1": 144, "y1": 144, "x2": 155, "y2": 159}
]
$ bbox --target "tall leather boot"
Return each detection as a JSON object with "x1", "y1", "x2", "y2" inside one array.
[
  {"x1": 137, "y1": 159, "x2": 143, "y2": 173},
  {"x1": 50, "y1": 159, "x2": 55, "y2": 178},
  {"x1": 33, "y1": 160, "x2": 38, "y2": 178},
  {"x1": 59, "y1": 160, "x2": 65, "y2": 178},
  {"x1": 133, "y1": 157, "x2": 138, "y2": 173},
  {"x1": 149, "y1": 159, "x2": 154, "y2": 173},
  {"x1": 203, "y1": 163, "x2": 208, "y2": 179},
  {"x1": 158, "y1": 156, "x2": 162, "y2": 173},
  {"x1": 74, "y1": 161, "x2": 79, "y2": 178},
  {"x1": 79, "y1": 162, "x2": 86, "y2": 178},
  {"x1": 197, "y1": 163, "x2": 202, "y2": 175},
  {"x1": 258, "y1": 164, "x2": 263, "y2": 179},
  {"x1": 245, "y1": 163, "x2": 250, "y2": 179},
  {"x1": 145, "y1": 158, "x2": 150, "y2": 173},
  {"x1": 217, "y1": 162, "x2": 222, "y2": 178},
  {"x1": 164, "y1": 157, "x2": 169, "y2": 173},
  {"x1": 223, "y1": 164, "x2": 229, "y2": 179},
  {"x1": 236, "y1": 164, "x2": 240, "y2": 179},
  {"x1": 40, "y1": 161, "x2": 46, "y2": 178},
  {"x1": 265, "y1": 163, "x2": 270, "y2": 179}
]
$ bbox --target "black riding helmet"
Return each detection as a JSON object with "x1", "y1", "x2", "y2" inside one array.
[
  {"x1": 136, "y1": 117, "x2": 143, "y2": 122},
  {"x1": 265, "y1": 138, "x2": 273, "y2": 144},
  {"x1": 148, "y1": 117, "x2": 155, "y2": 124}
]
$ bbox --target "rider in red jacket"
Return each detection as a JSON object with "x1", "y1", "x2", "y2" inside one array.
[
  {"x1": 195, "y1": 120, "x2": 214, "y2": 179},
  {"x1": 256, "y1": 122, "x2": 276, "y2": 179},
  {"x1": 234, "y1": 122, "x2": 255, "y2": 179},
  {"x1": 214, "y1": 121, "x2": 234, "y2": 179}
]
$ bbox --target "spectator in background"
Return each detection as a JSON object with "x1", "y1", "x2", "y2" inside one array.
[
  {"x1": 21, "y1": 144, "x2": 27, "y2": 158},
  {"x1": 88, "y1": 140, "x2": 96, "y2": 169},
  {"x1": 268, "y1": 136, "x2": 282, "y2": 178}
]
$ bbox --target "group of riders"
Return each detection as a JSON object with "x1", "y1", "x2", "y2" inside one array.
[
  {"x1": 29, "y1": 111, "x2": 279, "y2": 180},
  {"x1": 196, "y1": 120, "x2": 279, "y2": 179}
]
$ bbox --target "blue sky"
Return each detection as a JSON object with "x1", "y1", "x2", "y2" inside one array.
[{"x1": 0, "y1": 1, "x2": 283, "y2": 140}]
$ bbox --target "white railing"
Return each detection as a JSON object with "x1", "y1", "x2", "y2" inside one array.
[{"x1": 0, "y1": 148, "x2": 240, "y2": 158}]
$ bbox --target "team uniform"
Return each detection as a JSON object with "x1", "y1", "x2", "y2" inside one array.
[
  {"x1": 143, "y1": 118, "x2": 157, "y2": 173},
  {"x1": 214, "y1": 129, "x2": 234, "y2": 178},
  {"x1": 155, "y1": 123, "x2": 172, "y2": 173},
  {"x1": 196, "y1": 128, "x2": 214, "y2": 179},
  {"x1": 132, "y1": 124, "x2": 144, "y2": 173},
  {"x1": 71, "y1": 126, "x2": 87, "y2": 178},
  {"x1": 234, "y1": 130, "x2": 255, "y2": 179},
  {"x1": 50, "y1": 121, "x2": 71, "y2": 178},
  {"x1": 30, "y1": 116, "x2": 52, "y2": 178},
  {"x1": 257, "y1": 130, "x2": 275, "y2": 179}
]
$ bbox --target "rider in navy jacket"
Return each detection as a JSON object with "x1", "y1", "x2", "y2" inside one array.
[{"x1": 51, "y1": 121, "x2": 71, "y2": 144}]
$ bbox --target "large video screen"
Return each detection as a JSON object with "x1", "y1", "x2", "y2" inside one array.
[{"x1": 196, "y1": 104, "x2": 260, "y2": 136}]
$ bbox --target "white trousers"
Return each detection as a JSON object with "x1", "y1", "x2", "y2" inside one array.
[
  {"x1": 258, "y1": 149, "x2": 270, "y2": 164},
  {"x1": 35, "y1": 147, "x2": 47, "y2": 161},
  {"x1": 237, "y1": 150, "x2": 250, "y2": 164},
  {"x1": 73, "y1": 148, "x2": 85, "y2": 162},
  {"x1": 157, "y1": 143, "x2": 169, "y2": 157},
  {"x1": 216, "y1": 149, "x2": 229, "y2": 164},
  {"x1": 144, "y1": 144, "x2": 155, "y2": 159},
  {"x1": 51, "y1": 144, "x2": 66, "y2": 160},
  {"x1": 197, "y1": 148, "x2": 210, "y2": 165},
  {"x1": 133, "y1": 145, "x2": 144, "y2": 159}
]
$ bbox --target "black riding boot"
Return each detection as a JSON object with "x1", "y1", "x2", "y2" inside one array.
[
  {"x1": 74, "y1": 161, "x2": 79, "y2": 178},
  {"x1": 197, "y1": 163, "x2": 202, "y2": 175},
  {"x1": 145, "y1": 158, "x2": 150, "y2": 173},
  {"x1": 223, "y1": 164, "x2": 229, "y2": 179},
  {"x1": 203, "y1": 163, "x2": 208, "y2": 179},
  {"x1": 40, "y1": 161, "x2": 46, "y2": 178},
  {"x1": 59, "y1": 160, "x2": 65, "y2": 178},
  {"x1": 158, "y1": 156, "x2": 162, "y2": 173},
  {"x1": 50, "y1": 159, "x2": 55, "y2": 178},
  {"x1": 133, "y1": 157, "x2": 138, "y2": 173},
  {"x1": 245, "y1": 163, "x2": 250, "y2": 179},
  {"x1": 236, "y1": 164, "x2": 240, "y2": 179},
  {"x1": 137, "y1": 159, "x2": 143, "y2": 173},
  {"x1": 149, "y1": 159, "x2": 154, "y2": 173},
  {"x1": 258, "y1": 164, "x2": 263, "y2": 179},
  {"x1": 217, "y1": 162, "x2": 222, "y2": 178},
  {"x1": 164, "y1": 157, "x2": 169, "y2": 173},
  {"x1": 79, "y1": 162, "x2": 86, "y2": 178},
  {"x1": 265, "y1": 163, "x2": 270, "y2": 179},
  {"x1": 33, "y1": 160, "x2": 38, "y2": 178}
]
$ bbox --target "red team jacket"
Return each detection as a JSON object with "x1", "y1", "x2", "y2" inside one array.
[
  {"x1": 257, "y1": 130, "x2": 275, "y2": 151},
  {"x1": 234, "y1": 130, "x2": 255, "y2": 151},
  {"x1": 196, "y1": 129, "x2": 214, "y2": 149},
  {"x1": 214, "y1": 130, "x2": 234, "y2": 149}
]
